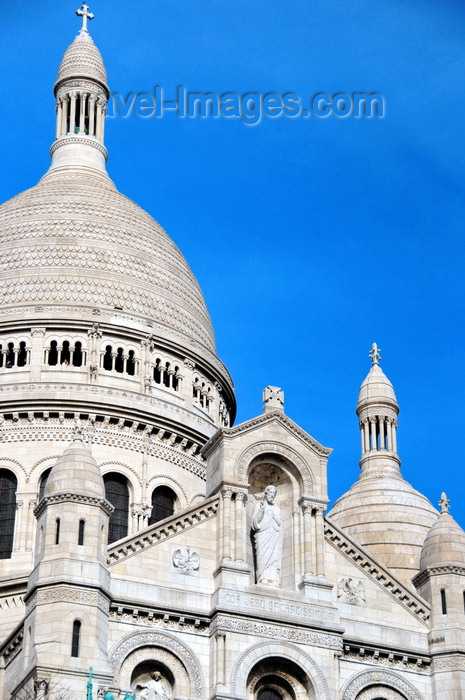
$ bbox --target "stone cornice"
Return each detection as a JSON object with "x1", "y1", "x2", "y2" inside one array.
[
  {"x1": 107, "y1": 495, "x2": 219, "y2": 565},
  {"x1": 34, "y1": 492, "x2": 114, "y2": 518},
  {"x1": 324, "y1": 517, "x2": 430, "y2": 624},
  {"x1": 412, "y1": 563, "x2": 465, "y2": 587},
  {"x1": 202, "y1": 411, "x2": 332, "y2": 459}
]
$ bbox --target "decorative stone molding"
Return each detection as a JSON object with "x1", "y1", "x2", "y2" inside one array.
[
  {"x1": 237, "y1": 440, "x2": 314, "y2": 494},
  {"x1": 110, "y1": 630, "x2": 203, "y2": 697},
  {"x1": 231, "y1": 640, "x2": 331, "y2": 699},
  {"x1": 25, "y1": 586, "x2": 110, "y2": 615},
  {"x1": 203, "y1": 411, "x2": 331, "y2": 459},
  {"x1": 34, "y1": 492, "x2": 114, "y2": 517},
  {"x1": 1, "y1": 628, "x2": 23, "y2": 666},
  {"x1": 356, "y1": 689, "x2": 406, "y2": 700},
  {"x1": 109, "y1": 605, "x2": 207, "y2": 633},
  {"x1": 50, "y1": 135, "x2": 108, "y2": 158},
  {"x1": 433, "y1": 654, "x2": 465, "y2": 671},
  {"x1": 412, "y1": 564, "x2": 465, "y2": 587},
  {"x1": 342, "y1": 644, "x2": 429, "y2": 674},
  {"x1": 325, "y1": 518, "x2": 429, "y2": 623},
  {"x1": 342, "y1": 670, "x2": 423, "y2": 700},
  {"x1": 214, "y1": 616, "x2": 343, "y2": 650},
  {"x1": 108, "y1": 496, "x2": 218, "y2": 565}
]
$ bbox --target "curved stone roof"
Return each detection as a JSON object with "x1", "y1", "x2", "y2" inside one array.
[
  {"x1": 358, "y1": 364, "x2": 398, "y2": 408},
  {"x1": 420, "y1": 510, "x2": 465, "y2": 570},
  {"x1": 0, "y1": 170, "x2": 217, "y2": 354},
  {"x1": 328, "y1": 472, "x2": 438, "y2": 586},
  {"x1": 56, "y1": 32, "x2": 107, "y2": 88},
  {"x1": 45, "y1": 437, "x2": 105, "y2": 499}
]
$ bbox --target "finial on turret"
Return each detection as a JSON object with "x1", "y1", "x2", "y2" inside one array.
[
  {"x1": 439, "y1": 492, "x2": 450, "y2": 514},
  {"x1": 369, "y1": 342, "x2": 382, "y2": 366},
  {"x1": 76, "y1": 3, "x2": 94, "y2": 35}
]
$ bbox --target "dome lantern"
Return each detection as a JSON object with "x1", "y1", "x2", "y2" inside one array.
[
  {"x1": 48, "y1": 4, "x2": 110, "y2": 179},
  {"x1": 356, "y1": 342, "x2": 400, "y2": 476}
]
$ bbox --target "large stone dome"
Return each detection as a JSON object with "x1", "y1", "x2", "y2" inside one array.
[
  {"x1": 0, "y1": 170, "x2": 216, "y2": 355},
  {"x1": 329, "y1": 472, "x2": 438, "y2": 586}
]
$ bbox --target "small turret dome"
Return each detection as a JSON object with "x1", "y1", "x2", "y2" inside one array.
[
  {"x1": 55, "y1": 29, "x2": 107, "y2": 91},
  {"x1": 420, "y1": 493, "x2": 465, "y2": 570},
  {"x1": 358, "y1": 364, "x2": 397, "y2": 406},
  {"x1": 45, "y1": 429, "x2": 105, "y2": 500}
]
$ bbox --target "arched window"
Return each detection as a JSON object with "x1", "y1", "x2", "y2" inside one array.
[
  {"x1": 6, "y1": 343, "x2": 15, "y2": 368},
  {"x1": 71, "y1": 620, "x2": 81, "y2": 657},
  {"x1": 48, "y1": 340, "x2": 58, "y2": 366},
  {"x1": 78, "y1": 519, "x2": 85, "y2": 546},
  {"x1": 73, "y1": 341, "x2": 83, "y2": 367},
  {"x1": 55, "y1": 518, "x2": 61, "y2": 545},
  {"x1": 149, "y1": 486, "x2": 176, "y2": 526},
  {"x1": 115, "y1": 347, "x2": 124, "y2": 373},
  {"x1": 103, "y1": 345, "x2": 113, "y2": 371},
  {"x1": 127, "y1": 350, "x2": 135, "y2": 376},
  {"x1": 39, "y1": 468, "x2": 52, "y2": 501},
  {"x1": 104, "y1": 473, "x2": 129, "y2": 543},
  {"x1": 17, "y1": 341, "x2": 27, "y2": 367},
  {"x1": 153, "y1": 358, "x2": 161, "y2": 384},
  {"x1": 0, "y1": 469, "x2": 17, "y2": 558},
  {"x1": 61, "y1": 340, "x2": 70, "y2": 366}
]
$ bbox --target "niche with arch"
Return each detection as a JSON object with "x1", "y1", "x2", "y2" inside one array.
[
  {"x1": 247, "y1": 457, "x2": 299, "y2": 590},
  {"x1": 130, "y1": 661, "x2": 174, "y2": 699}
]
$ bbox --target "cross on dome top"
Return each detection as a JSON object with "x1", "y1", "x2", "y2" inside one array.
[
  {"x1": 76, "y1": 3, "x2": 94, "y2": 34},
  {"x1": 369, "y1": 342, "x2": 382, "y2": 366}
]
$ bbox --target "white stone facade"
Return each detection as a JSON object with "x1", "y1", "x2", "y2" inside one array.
[{"x1": 1, "y1": 10, "x2": 465, "y2": 700}]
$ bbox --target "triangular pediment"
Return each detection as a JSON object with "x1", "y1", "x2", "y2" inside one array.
[{"x1": 203, "y1": 410, "x2": 331, "y2": 460}]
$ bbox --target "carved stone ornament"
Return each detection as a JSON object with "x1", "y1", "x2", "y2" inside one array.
[
  {"x1": 338, "y1": 577, "x2": 366, "y2": 605},
  {"x1": 172, "y1": 546, "x2": 200, "y2": 573},
  {"x1": 342, "y1": 670, "x2": 423, "y2": 700}
]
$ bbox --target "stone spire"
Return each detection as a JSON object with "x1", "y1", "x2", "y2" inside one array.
[
  {"x1": 43, "y1": 4, "x2": 111, "y2": 181},
  {"x1": 356, "y1": 342, "x2": 400, "y2": 476}
]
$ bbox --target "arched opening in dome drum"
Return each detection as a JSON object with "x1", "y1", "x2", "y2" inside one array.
[
  {"x1": 103, "y1": 345, "x2": 113, "y2": 371},
  {"x1": 60, "y1": 340, "x2": 71, "y2": 365},
  {"x1": 148, "y1": 486, "x2": 176, "y2": 526},
  {"x1": 0, "y1": 469, "x2": 17, "y2": 558},
  {"x1": 104, "y1": 473, "x2": 129, "y2": 543},
  {"x1": 6, "y1": 343, "x2": 15, "y2": 367},
  {"x1": 48, "y1": 341, "x2": 58, "y2": 366},
  {"x1": 73, "y1": 341, "x2": 83, "y2": 367},
  {"x1": 115, "y1": 347, "x2": 124, "y2": 373}
]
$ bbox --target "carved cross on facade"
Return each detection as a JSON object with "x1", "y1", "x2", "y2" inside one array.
[
  {"x1": 439, "y1": 492, "x2": 450, "y2": 513},
  {"x1": 369, "y1": 342, "x2": 382, "y2": 366},
  {"x1": 76, "y1": 4, "x2": 94, "y2": 34}
]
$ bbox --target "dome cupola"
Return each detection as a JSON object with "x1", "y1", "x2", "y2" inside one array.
[
  {"x1": 419, "y1": 493, "x2": 465, "y2": 571},
  {"x1": 328, "y1": 345, "x2": 437, "y2": 587}
]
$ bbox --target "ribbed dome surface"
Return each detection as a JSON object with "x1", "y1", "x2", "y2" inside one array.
[
  {"x1": 0, "y1": 171, "x2": 216, "y2": 353},
  {"x1": 56, "y1": 32, "x2": 107, "y2": 87},
  {"x1": 45, "y1": 438, "x2": 105, "y2": 499},
  {"x1": 420, "y1": 511, "x2": 465, "y2": 570},
  {"x1": 329, "y1": 473, "x2": 438, "y2": 586},
  {"x1": 358, "y1": 364, "x2": 397, "y2": 406}
]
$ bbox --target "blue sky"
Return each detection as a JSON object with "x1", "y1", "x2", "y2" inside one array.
[{"x1": 2, "y1": 1, "x2": 465, "y2": 525}]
